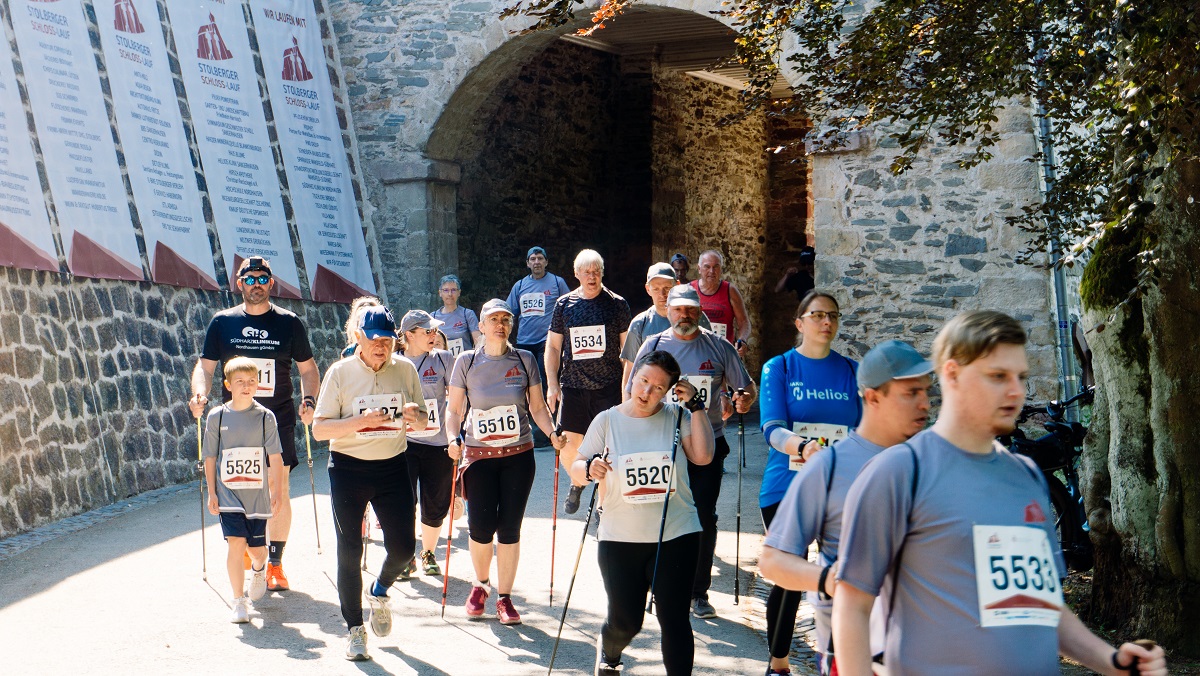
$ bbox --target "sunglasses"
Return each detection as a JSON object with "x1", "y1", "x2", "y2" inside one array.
[
  {"x1": 408, "y1": 327, "x2": 436, "y2": 335},
  {"x1": 241, "y1": 275, "x2": 272, "y2": 286}
]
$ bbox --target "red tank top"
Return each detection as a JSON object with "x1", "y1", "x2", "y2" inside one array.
[{"x1": 690, "y1": 279, "x2": 734, "y2": 342}]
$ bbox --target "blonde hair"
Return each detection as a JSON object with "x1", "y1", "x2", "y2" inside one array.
[
  {"x1": 223, "y1": 356, "x2": 259, "y2": 380},
  {"x1": 932, "y1": 310, "x2": 1027, "y2": 370}
]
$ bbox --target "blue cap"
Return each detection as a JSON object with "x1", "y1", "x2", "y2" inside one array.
[
  {"x1": 857, "y1": 340, "x2": 934, "y2": 392},
  {"x1": 527, "y1": 246, "x2": 546, "y2": 259},
  {"x1": 360, "y1": 306, "x2": 398, "y2": 339}
]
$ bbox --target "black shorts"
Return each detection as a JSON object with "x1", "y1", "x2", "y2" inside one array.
[
  {"x1": 559, "y1": 383, "x2": 622, "y2": 435},
  {"x1": 268, "y1": 403, "x2": 299, "y2": 469},
  {"x1": 405, "y1": 441, "x2": 454, "y2": 528},
  {"x1": 219, "y1": 512, "x2": 268, "y2": 547}
]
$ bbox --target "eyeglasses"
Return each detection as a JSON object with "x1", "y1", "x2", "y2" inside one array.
[
  {"x1": 408, "y1": 328, "x2": 436, "y2": 335},
  {"x1": 801, "y1": 310, "x2": 841, "y2": 322},
  {"x1": 241, "y1": 275, "x2": 271, "y2": 286}
]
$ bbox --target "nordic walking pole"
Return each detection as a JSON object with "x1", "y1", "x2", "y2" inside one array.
[
  {"x1": 196, "y1": 416, "x2": 207, "y2": 581},
  {"x1": 305, "y1": 424, "x2": 322, "y2": 554},
  {"x1": 646, "y1": 406, "x2": 685, "y2": 615},
  {"x1": 548, "y1": 402, "x2": 562, "y2": 607},
  {"x1": 441, "y1": 459, "x2": 460, "y2": 618},
  {"x1": 547, "y1": 481, "x2": 600, "y2": 675},
  {"x1": 734, "y1": 388, "x2": 746, "y2": 605}
]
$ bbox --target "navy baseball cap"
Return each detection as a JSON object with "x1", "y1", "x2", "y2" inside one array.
[
  {"x1": 527, "y1": 246, "x2": 547, "y2": 259},
  {"x1": 360, "y1": 306, "x2": 398, "y2": 339},
  {"x1": 857, "y1": 340, "x2": 934, "y2": 392},
  {"x1": 670, "y1": 253, "x2": 689, "y2": 265}
]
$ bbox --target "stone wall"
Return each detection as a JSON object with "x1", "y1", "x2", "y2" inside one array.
[
  {"x1": 761, "y1": 106, "x2": 813, "y2": 361},
  {"x1": 650, "y1": 67, "x2": 770, "y2": 372},
  {"x1": 812, "y1": 106, "x2": 1057, "y2": 398},
  {"x1": 0, "y1": 270, "x2": 351, "y2": 538}
]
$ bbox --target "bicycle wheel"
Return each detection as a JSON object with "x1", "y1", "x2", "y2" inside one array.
[{"x1": 1046, "y1": 476, "x2": 1093, "y2": 572}]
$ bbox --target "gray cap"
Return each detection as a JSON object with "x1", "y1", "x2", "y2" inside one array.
[
  {"x1": 479, "y1": 298, "x2": 514, "y2": 319},
  {"x1": 667, "y1": 284, "x2": 701, "y2": 308},
  {"x1": 359, "y1": 306, "x2": 398, "y2": 339},
  {"x1": 857, "y1": 340, "x2": 934, "y2": 391},
  {"x1": 400, "y1": 309, "x2": 444, "y2": 333},
  {"x1": 646, "y1": 262, "x2": 676, "y2": 283}
]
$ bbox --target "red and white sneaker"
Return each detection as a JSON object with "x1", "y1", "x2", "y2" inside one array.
[
  {"x1": 496, "y1": 596, "x2": 521, "y2": 625},
  {"x1": 465, "y1": 584, "x2": 489, "y2": 618}
]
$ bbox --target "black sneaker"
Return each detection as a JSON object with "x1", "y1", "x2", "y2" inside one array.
[
  {"x1": 595, "y1": 635, "x2": 623, "y2": 675},
  {"x1": 398, "y1": 557, "x2": 417, "y2": 579},
  {"x1": 691, "y1": 597, "x2": 717, "y2": 619},
  {"x1": 564, "y1": 484, "x2": 584, "y2": 514}
]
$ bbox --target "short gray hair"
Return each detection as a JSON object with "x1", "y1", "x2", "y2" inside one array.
[
  {"x1": 699, "y1": 249, "x2": 724, "y2": 266},
  {"x1": 573, "y1": 249, "x2": 604, "y2": 274},
  {"x1": 439, "y1": 274, "x2": 461, "y2": 289}
]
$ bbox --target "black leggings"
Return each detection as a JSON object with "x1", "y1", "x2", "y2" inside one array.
[
  {"x1": 405, "y1": 441, "x2": 454, "y2": 528},
  {"x1": 761, "y1": 501, "x2": 804, "y2": 660},
  {"x1": 598, "y1": 533, "x2": 701, "y2": 676},
  {"x1": 329, "y1": 452, "x2": 415, "y2": 629},
  {"x1": 687, "y1": 435, "x2": 729, "y2": 598},
  {"x1": 463, "y1": 449, "x2": 536, "y2": 545}
]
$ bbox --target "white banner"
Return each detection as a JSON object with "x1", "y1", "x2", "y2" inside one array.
[
  {"x1": 252, "y1": 0, "x2": 375, "y2": 303},
  {"x1": 172, "y1": 1, "x2": 302, "y2": 298},
  {"x1": 96, "y1": 0, "x2": 219, "y2": 290},
  {"x1": 11, "y1": 0, "x2": 143, "y2": 281},
  {"x1": 0, "y1": 35, "x2": 59, "y2": 272}
]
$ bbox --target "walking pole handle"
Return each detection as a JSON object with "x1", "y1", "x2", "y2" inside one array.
[{"x1": 1122, "y1": 640, "x2": 1158, "y2": 674}]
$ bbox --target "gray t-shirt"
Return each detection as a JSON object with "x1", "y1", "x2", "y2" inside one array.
[
  {"x1": 507, "y1": 273, "x2": 570, "y2": 345},
  {"x1": 628, "y1": 329, "x2": 752, "y2": 438},
  {"x1": 764, "y1": 432, "x2": 884, "y2": 654},
  {"x1": 449, "y1": 348, "x2": 542, "y2": 447},
  {"x1": 838, "y1": 429, "x2": 1068, "y2": 675},
  {"x1": 619, "y1": 307, "x2": 711, "y2": 362},
  {"x1": 579, "y1": 404, "x2": 700, "y2": 543},
  {"x1": 403, "y1": 349, "x2": 453, "y2": 447},
  {"x1": 203, "y1": 402, "x2": 283, "y2": 519},
  {"x1": 431, "y1": 306, "x2": 479, "y2": 355}
]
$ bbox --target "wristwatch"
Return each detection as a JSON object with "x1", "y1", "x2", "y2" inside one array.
[{"x1": 684, "y1": 397, "x2": 706, "y2": 413}]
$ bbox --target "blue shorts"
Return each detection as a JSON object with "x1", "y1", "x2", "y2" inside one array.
[{"x1": 219, "y1": 512, "x2": 268, "y2": 547}]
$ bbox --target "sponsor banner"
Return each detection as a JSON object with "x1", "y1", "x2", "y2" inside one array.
[
  {"x1": 172, "y1": 1, "x2": 302, "y2": 298},
  {"x1": 0, "y1": 36, "x2": 59, "y2": 272},
  {"x1": 11, "y1": 0, "x2": 143, "y2": 281},
  {"x1": 96, "y1": 0, "x2": 219, "y2": 290},
  {"x1": 252, "y1": 0, "x2": 375, "y2": 303}
]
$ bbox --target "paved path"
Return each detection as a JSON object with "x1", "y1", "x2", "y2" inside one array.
[{"x1": 0, "y1": 417, "x2": 822, "y2": 675}]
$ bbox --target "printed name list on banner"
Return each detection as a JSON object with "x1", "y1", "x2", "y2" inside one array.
[
  {"x1": 96, "y1": 0, "x2": 219, "y2": 290},
  {"x1": 0, "y1": 36, "x2": 59, "y2": 272},
  {"x1": 172, "y1": 1, "x2": 302, "y2": 298},
  {"x1": 11, "y1": 0, "x2": 144, "y2": 281},
  {"x1": 253, "y1": 0, "x2": 375, "y2": 303}
]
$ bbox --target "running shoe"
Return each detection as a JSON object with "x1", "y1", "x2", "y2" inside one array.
[
  {"x1": 345, "y1": 625, "x2": 370, "y2": 661},
  {"x1": 564, "y1": 484, "x2": 584, "y2": 514},
  {"x1": 230, "y1": 596, "x2": 250, "y2": 624},
  {"x1": 365, "y1": 585, "x2": 392, "y2": 637},
  {"x1": 690, "y1": 597, "x2": 717, "y2": 619},
  {"x1": 465, "y1": 583, "x2": 489, "y2": 618},
  {"x1": 765, "y1": 668, "x2": 791, "y2": 676},
  {"x1": 595, "y1": 634, "x2": 623, "y2": 674},
  {"x1": 420, "y1": 549, "x2": 441, "y2": 576},
  {"x1": 266, "y1": 563, "x2": 289, "y2": 591},
  {"x1": 496, "y1": 596, "x2": 521, "y2": 625},
  {"x1": 398, "y1": 557, "x2": 417, "y2": 579},
  {"x1": 248, "y1": 565, "x2": 268, "y2": 602}
]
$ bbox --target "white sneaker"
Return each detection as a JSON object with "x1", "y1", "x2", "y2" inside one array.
[
  {"x1": 346, "y1": 625, "x2": 370, "y2": 661},
  {"x1": 230, "y1": 596, "x2": 250, "y2": 624},
  {"x1": 365, "y1": 588, "x2": 392, "y2": 637},
  {"x1": 248, "y1": 565, "x2": 268, "y2": 601}
]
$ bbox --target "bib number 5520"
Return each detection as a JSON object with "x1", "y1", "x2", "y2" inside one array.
[{"x1": 625, "y1": 464, "x2": 671, "y2": 487}]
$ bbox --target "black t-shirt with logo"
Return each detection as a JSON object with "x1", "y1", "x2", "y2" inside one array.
[
  {"x1": 548, "y1": 287, "x2": 631, "y2": 390},
  {"x1": 201, "y1": 304, "x2": 314, "y2": 414}
]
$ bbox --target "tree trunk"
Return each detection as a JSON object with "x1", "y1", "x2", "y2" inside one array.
[{"x1": 1081, "y1": 159, "x2": 1200, "y2": 656}]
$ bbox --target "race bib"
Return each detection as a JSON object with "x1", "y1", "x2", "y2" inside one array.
[
  {"x1": 447, "y1": 338, "x2": 464, "y2": 356},
  {"x1": 519, "y1": 292, "x2": 546, "y2": 317},
  {"x1": 471, "y1": 404, "x2": 521, "y2": 447},
  {"x1": 668, "y1": 375, "x2": 713, "y2": 408},
  {"x1": 789, "y1": 422, "x2": 849, "y2": 471},
  {"x1": 220, "y1": 446, "x2": 265, "y2": 490},
  {"x1": 619, "y1": 451, "x2": 674, "y2": 504},
  {"x1": 354, "y1": 393, "x2": 405, "y2": 439},
  {"x1": 569, "y1": 325, "x2": 606, "y2": 360},
  {"x1": 407, "y1": 398, "x2": 441, "y2": 439},
  {"x1": 710, "y1": 322, "x2": 728, "y2": 341},
  {"x1": 973, "y1": 525, "x2": 1063, "y2": 627},
  {"x1": 249, "y1": 358, "x2": 276, "y2": 398}
]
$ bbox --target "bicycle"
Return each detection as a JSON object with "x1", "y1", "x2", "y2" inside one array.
[{"x1": 999, "y1": 386, "x2": 1095, "y2": 572}]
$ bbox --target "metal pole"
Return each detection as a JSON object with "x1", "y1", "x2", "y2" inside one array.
[{"x1": 305, "y1": 425, "x2": 322, "y2": 554}]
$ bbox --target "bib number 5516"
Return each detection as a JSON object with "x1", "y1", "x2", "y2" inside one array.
[{"x1": 477, "y1": 414, "x2": 517, "y2": 435}]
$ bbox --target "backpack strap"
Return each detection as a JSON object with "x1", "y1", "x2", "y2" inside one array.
[
  {"x1": 815, "y1": 444, "x2": 838, "y2": 554},
  {"x1": 886, "y1": 443, "x2": 920, "y2": 625}
]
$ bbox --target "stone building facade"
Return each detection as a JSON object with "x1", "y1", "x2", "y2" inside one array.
[{"x1": 0, "y1": 0, "x2": 1056, "y2": 537}]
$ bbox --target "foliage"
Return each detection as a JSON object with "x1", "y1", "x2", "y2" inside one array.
[{"x1": 504, "y1": 0, "x2": 1200, "y2": 310}]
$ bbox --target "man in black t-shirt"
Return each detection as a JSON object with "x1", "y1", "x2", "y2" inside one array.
[
  {"x1": 189, "y1": 256, "x2": 320, "y2": 593},
  {"x1": 545, "y1": 249, "x2": 631, "y2": 513}
]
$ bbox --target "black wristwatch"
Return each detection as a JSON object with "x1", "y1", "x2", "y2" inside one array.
[
  {"x1": 684, "y1": 397, "x2": 705, "y2": 413},
  {"x1": 585, "y1": 453, "x2": 602, "y2": 481}
]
